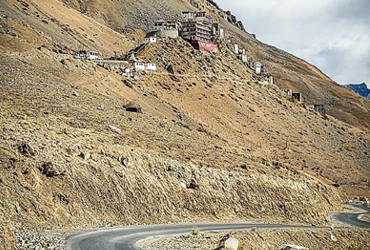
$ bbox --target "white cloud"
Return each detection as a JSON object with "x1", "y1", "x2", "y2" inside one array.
[{"x1": 216, "y1": 0, "x2": 370, "y2": 87}]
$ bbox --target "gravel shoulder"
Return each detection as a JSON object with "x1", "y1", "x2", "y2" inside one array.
[{"x1": 138, "y1": 228, "x2": 370, "y2": 250}]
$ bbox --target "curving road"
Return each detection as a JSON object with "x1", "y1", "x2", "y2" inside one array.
[
  {"x1": 331, "y1": 204, "x2": 370, "y2": 228},
  {"x1": 67, "y1": 205, "x2": 370, "y2": 250}
]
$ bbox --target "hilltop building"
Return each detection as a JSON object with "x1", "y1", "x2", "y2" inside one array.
[
  {"x1": 144, "y1": 35, "x2": 157, "y2": 43},
  {"x1": 152, "y1": 20, "x2": 179, "y2": 38},
  {"x1": 133, "y1": 62, "x2": 157, "y2": 71},
  {"x1": 181, "y1": 11, "x2": 218, "y2": 52},
  {"x1": 234, "y1": 44, "x2": 239, "y2": 54},
  {"x1": 255, "y1": 62, "x2": 262, "y2": 75},
  {"x1": 283, "y1": 89, "x2": 293, "y2": 96},
  {"x1": 212, "y1": 23, "x2": 224, "y2": 38},
  {"x1": 246, "y1": 56, "x2": 254, "y2": 69},
  {"x1": 310, "y1": 104, "x2": 326, "y2": 115},
  {"x1": 123, "y1": 53, "x2": 157, "y2": 78},
  {"x1": 75, "y1": 50, "x2": 99, "y2": 60},
  {"x1": 152, "y1": 11, "x2": 219, "y2": 51},
  {"x1": 236, "y1": 47, "x2": 248, "y2": 62},
  {"x1": 238, "y1": 54, "x2": 248, "y2": 62},
  {"x1": 292, "y1": 92, "x2": 303, "y2": 103},
  {"x1": 154, "y1": 19, "x2": 179, "y2": 31},
  {"x1": 264, "y1": 74, "x2": 274, "y2": 84}
]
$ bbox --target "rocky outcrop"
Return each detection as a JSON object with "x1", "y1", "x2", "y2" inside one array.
[
  {"x1": 38, "y1": 162, "x2": 66, "y2": 178},
  {"x1": 124, "y1": 103, "x2": 143, "y2": 113},
  {"x1": 224, "y1": 10, "x2": 246, "y2": 32},
  {"x1": 187, "y1": 0, "x2": 247, "y2": 32}
]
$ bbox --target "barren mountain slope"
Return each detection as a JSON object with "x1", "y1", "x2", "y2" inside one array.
[
  {"x1": 65, "y1": 0, "x2": 370, "y2": 131},
  {"x1": 133, "y1": 38, "x2": 370, "y2": 187},
  {"x1": 0, "y1": 0, "x2": 370, "y2": 249},
  {"x1": 0, "y1": 52, "x2": 343, "y2": 249}
]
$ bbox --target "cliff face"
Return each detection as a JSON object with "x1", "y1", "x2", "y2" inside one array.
[{"x1": 0, "y1": 0, "x2": 370, "y2": 249}]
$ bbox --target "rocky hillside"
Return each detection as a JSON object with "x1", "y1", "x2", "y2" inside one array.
[
  {"x1": 59, "y1": 0, "x2": 370, "y2": 131},
  {"x1": 0, "y1": 51, "x2": 342, "y2": 249},
  {"x1": 0, "y1": 0, "x2": 370, "y2": 249}
]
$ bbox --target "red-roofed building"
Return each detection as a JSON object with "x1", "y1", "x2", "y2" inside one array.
[{"x1": 181, "y1": 11, "x2": 217, "y2": 52}]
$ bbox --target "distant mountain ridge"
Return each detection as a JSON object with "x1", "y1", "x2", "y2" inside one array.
[{"x1": 345, "y1": 83, "x2": 370, "y2": 99}]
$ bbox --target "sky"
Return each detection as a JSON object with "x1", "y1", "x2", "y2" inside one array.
[{"x1": 215, "y1": 0, "x2": 370, "y2": 87}]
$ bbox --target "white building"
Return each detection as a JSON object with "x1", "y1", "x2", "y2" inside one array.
[
  {"x1": 134, "y1": 62, "x2": 145, "y2": 71},
  {"x1": 145, "y1": 63, "x2": 157, "y2": 71},
  {"x1": 212, "y1": 23, "x2": 225, "y2": 38},
  {"x1": 144, "y1": 36, "x2": 157, "y2": 43},
  {"x1": 269, "y1": 76, "x2": 274, "y2": 84},
  {"x1": 123, "y1": 68, "x2": 133, "y2": 77},
  {"x1": 238, "y1": 54, "x2": 248, "y2": 62},
  {"x1": 88, "y1": 51, "x2": 99, "y2": 60},
  {"x1": 133, "y1": 62, "x2": 157, "y2": 71},
  {"x1": 283, "y1": 89, "x2": 293, "y2": 96},
  {"x1": 128, "y1": 53, "x2": 137, "y2": 63},
  {"x1": 255, "y1": 62, "x2": 262, "y2": 75},
  {"x1": 219, "y1": 27, "x2": 224, "y2": 37},
  {"x1": 75, "y1": 50, "x2": 99, "y2": 60},
  {"x1": 234, "y1": 44, "x2": 239, "y2": 54}
]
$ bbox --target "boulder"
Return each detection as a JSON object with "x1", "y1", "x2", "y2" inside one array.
[
  {"x1": 108, "y1": 125, "x2": 121, "y2": 134},
  {"x1": 330, "y1": 233, "x2": 338, "y2": 242},
  {"x1": 166, "y1": 64, "x2": 175, "y2": 74},
  {"x1": 121, "y1": 157, "x2": 131, "y2": 168},
  {"x1": 38, "y1": 162, "x2": 65, "y2": 178},
  {"x1": 224, "y1": 238, "x2": 239, "y2": 250},
  {"x1": 18, "y1": 142, "x2": 35, "y2": 156},
  {"x1": 279, "y1": 244, "x2": 308, "y2": 250},
  {"x1": 79, "y1": 152, "x2": 90, "y2": 161},
  {"x1": 124, "y1": 103, "x2": 142, "y2": 113},
  {"x1": 187, "y1": 179, "x2": 199, "y2": 190}
]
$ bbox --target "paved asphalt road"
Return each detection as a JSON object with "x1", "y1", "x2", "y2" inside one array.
[
  {"x1": 331, "y1": 204, "x2": 370, "y2": 228},
  {"x1": 67, "y1": 205, "x2": 370, "y2": 250}
]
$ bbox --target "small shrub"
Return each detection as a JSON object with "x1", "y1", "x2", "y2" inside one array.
[
  {"x1": 240, "y1": 164, "x2": 248, "y2": 170},
  {"x1": 289, "y1": 96, "x2": 298, "y2": 103},
  {"x1": 190, "y1": 228, "x2": 201, "y2": 236}
]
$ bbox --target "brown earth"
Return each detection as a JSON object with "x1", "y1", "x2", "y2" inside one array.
[{"x1": 0, "y1": 0, "x2": 370, "y2": 249}]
